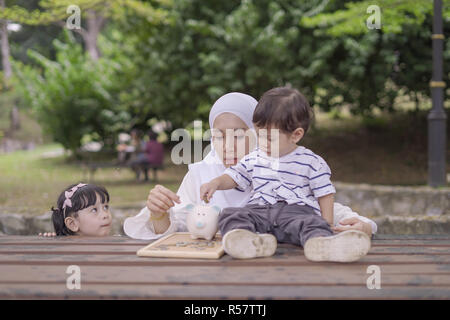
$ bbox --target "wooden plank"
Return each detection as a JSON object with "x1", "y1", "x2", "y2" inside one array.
[
  {"x1": 1, "y1": 234, "x2": 449, "y2": 243},
  {"x1": 0, "y1": 244, "x2": 143, "y2": 254},
  {"x1": 0, "y1": 241, "x2": 148, "y2": 246},
  {"x1": 3, "y1": 239, "x2": 449, "y2": 249},
  {"x1": 0, "y1": 235, "x2": 448, "y2": 300},
  {"x1": 2, "y1": 241, "x2": 449, "y2": 251},
  {"x1": 1, "y1": 265, "x2": 450, "y2": 285},
  {"x1": 367, "y1": 247, "x2": 450, "y2": 255},
  {"x1": 373, "y1": 234, "x2": 450, "y2": 240},
  {"x1": 0, "y1": 236, "x2": 149, "y2": 245},
  {"x1": 1, "y1": 236, "x2": 448, "y2": 254},
  {"x1": 1, "y1": 238, "x2": 449, "y2": 252},
  {"x1": 0, "y1": 241, "x2": 449, "y2": 263},
  {"x1": 371, "y1": 240, "x2": 450, "y2": 247},
  {"x1": 0, "y1": 245, "x2": 448, "y2": 255},
  {"x1": 0, "y1": 283, "x2": 448, "y2": 299},
  {"x1": 0, "y1": 236, "x2": 147, "y2": 243},
  {"x1": 1, "y1": 253, "x2": 450, "y2": 266}
]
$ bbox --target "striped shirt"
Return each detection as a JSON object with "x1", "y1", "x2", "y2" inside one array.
[{"x1": 223, "y1": 146, "x2": 336, "y2": 215}]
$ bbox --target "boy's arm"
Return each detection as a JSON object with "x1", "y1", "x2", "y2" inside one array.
[
  {"x1": 200, "y1": 174, "x2": 238, "y2": 202},
  {"x1": 214, "y1": 174, "x2": 239, "y2": 190},
  {"x1": 309, "y1": 156, "x2": 336, "y2": 226},
  {"x1": 200, "y1": 154, "x2": 254, "y2": 202},
  {"x1": 318, "y1": 193, "x2": 334, "y2": 226}
]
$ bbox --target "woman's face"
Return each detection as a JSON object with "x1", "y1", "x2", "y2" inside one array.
[{"x1": 212, "y1": 113, "x2": 255, "y2": 168}]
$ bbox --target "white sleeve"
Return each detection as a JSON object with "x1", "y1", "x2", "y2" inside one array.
[
  {"x1": 123, "y1": 170, "x2": 199, "y2": 240},
  {"x1": 333, "y1": 202, "x2": 378, "y2": 234}
]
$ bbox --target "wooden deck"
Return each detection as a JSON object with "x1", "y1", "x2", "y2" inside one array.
[{"x1": 0, "y1": 234, "x2": 449, "y2": 299}]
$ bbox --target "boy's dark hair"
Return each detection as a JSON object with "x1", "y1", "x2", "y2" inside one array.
[
  {"x1": 51, "y1": 183, "x2": 110, "y2": 236},
  {"x1": 253, "y1": 87, "x2": 314, "y2": 134}
]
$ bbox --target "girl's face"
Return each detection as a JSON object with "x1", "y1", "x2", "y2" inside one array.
[
  {"x1": 212, "y1": 113, "x2": 255, "y2": 168},
  {"x1": 65, "y1": 193, "x2": 112, "y2": 236}
]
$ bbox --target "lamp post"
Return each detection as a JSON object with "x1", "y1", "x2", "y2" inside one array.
[{"x1": 428, "y1": 0, "x2": 447, "y2": 187}]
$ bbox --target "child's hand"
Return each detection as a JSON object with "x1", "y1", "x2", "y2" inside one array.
[
  {"x1": 200, "y1": 180, "x2": 220, "y2": 203},
  {"x1": 38, "y1": 232, "x2": 56, "y2": 237},
  {"x1": 332, "y1": 217, "x2": 372, "y2": 236}
]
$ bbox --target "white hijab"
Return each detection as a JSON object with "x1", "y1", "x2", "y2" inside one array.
[{"x1": 188, "y1": 92, "x2": 258, "y2": 208}]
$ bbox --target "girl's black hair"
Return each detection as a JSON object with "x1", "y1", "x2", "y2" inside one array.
[{"x1": 51, "y1": 183, "x2": 110, "y2": 236}]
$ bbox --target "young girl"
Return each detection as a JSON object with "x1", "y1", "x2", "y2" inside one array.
[{"x1": 40, "y1": 183, "x2": 113, "y2": 237}]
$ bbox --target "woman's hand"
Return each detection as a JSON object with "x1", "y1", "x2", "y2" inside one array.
[
  {"x1": 200, "y1": 180, "x2": 220, "y2": 203},
  {"x1": 332, "y1": 217, "x2": 373, "y2": 236},
  {"x1": 146, "y1": 184, "x2": 181, "y2": 216}
]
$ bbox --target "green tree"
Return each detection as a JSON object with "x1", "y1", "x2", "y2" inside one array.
[
  {"x1": 0, "y1": 0, "x2": 172, "y2": 60},
  {"x1": 302, "y1": 0, "x2": 450, "y2": 36},
  {"x1": 1, "y1": 0, "x2": 12, "y2": 85},
  {"x1": 122, "y1": 0, "x2": 349, "y2": 128},
  {"x1": 13, "y1": 31, "x2": 133, "y2": 154},
  {"x1": 2, "y1": 0, "x2": 172, "y2": 152},
  {"x1": 302, "y1": 0, "x2": 450, "y2": 114}
]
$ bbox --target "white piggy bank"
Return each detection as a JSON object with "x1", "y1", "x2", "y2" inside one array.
[{"x1": 185, "y1": 204, "x2": 221, "y2": 241}]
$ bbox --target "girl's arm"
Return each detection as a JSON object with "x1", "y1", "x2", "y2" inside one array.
[{"x1": 200, "y1": 174, "x2": 238, "y2": 202}]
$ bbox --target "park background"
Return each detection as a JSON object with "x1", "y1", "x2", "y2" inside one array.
[{"x1": 0, "y1": 0, "x2": 449, "y2": 235}]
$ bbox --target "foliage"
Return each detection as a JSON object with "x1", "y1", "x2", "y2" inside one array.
[
  {"x1": 4, "y1": 0, "x2": 449, "y2": 150},
  {"x1": 0, "y1": 0, "x2": 172, "y2": 25},
  {"x1": 12, "y1": 31, "x2": 132, "y2": 154},
  {"x1": 302, "y1": 0, "x2": 450, "y2": 36},
  {"x1": 301, "y1": 0, "x2": 450, "y2": 113},
  {"x1": 122, "y1": 0, "x2": 357, "y2": 127}
]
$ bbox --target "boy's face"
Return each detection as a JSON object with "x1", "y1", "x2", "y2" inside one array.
[
  {"x1": 256, "y1": 126, "x2": 304, "y2": 158},
  {"x1": 65, "y1": 194, "x2": 112, "y2": 236}
]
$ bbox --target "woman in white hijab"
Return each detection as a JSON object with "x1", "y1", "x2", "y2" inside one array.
[{"x1": 123, "y1": 93, "x2": 377, "y2": 240}]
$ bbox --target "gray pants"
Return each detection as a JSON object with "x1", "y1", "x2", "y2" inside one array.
[{"x1": 219, "y1": 201, "x2": 333, "y2": 247}]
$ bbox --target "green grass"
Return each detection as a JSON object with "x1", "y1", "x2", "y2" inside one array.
[{"x1": 0, "y1": 144, "x2": 187, "y2": 216}]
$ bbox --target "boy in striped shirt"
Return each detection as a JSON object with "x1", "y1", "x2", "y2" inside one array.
[{"x1": 200, "y1": 87, "x2": 371, "y2": 262}]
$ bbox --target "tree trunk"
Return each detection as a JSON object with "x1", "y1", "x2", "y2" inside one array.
[
  {"x1": 9, "y1": 102, "x2": 20, "y2": 131},
  {"x1": 1, "y1": 0, "x2": 19, "y2": 138},
  {"x1": 0, "y1": 0, "x2": 12, "y2": 83},
  {"x1": 82, "y1": 10, "x2": 105, "y2": 62},
  {"x1": 56, "y1": 9, "x2": 105, "y2": 62}
]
